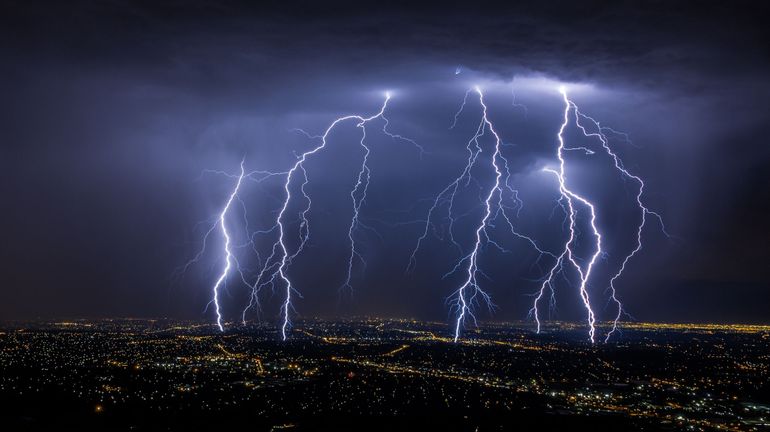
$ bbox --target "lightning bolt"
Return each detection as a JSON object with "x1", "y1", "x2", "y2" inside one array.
[
  {"x1": 530, "y1": 87, "x2": 667, "y2": 342},
  {"x1": 511, "y1": 76, "x2": 528, "y2": 118},
  {"x1": 341, "y1": 93, "x2": 422, "y2": 294},
  {"x1": 244, "y1": 93, "x2": 418, "y2": 340},
  {"x1": 186, "y1": 81, "x2": 666, "y2": 342},
  {"x1": 408, "y1": 87, "x2": 553, "y2": 342},
  {"x1": 570, "y1": 97, "x2": 669, "y2": 342},
  {"x1": 407, "y1": 89, "x2": 484, "y2": 270},
  {"x1": 178, "y1": 162, "x2": 291, "y2": 331},
  {"x1": 209, "y1": 160, "x2": 246, "y2": 331},
  {"x1": 448, "y1": 87, "x2": 503, "y2": 342},
  {"x1": 341, "y1": 119, "x2": 373, "y2": 295},
  {"x1": 529, "y1": 88, "x2": 600, "y2": 342}
]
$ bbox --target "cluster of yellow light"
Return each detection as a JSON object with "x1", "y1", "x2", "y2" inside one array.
[
  {"x1": 216, "y1": 343, "x2": 244, "y2": 358},
  {"x1": 330, "y1": 356, "x2": 520, "y2": 391},
  {"x1": 175, "y1": 335, "x2": 212, "y2": 342},
  {"x1": 613, "y1": 403, "x2": 743, "y2": 432},
  {"x1": 254, "y1": 358, "x2": 265, "y2": 374},
  {"x1": 614, "y1": 322, "x2": 770, "y2": 333},
  {"x1": 54, "y1": 322, "x2": 93, "y2": 327},
  {"x1": 550, "y1": 387, "x2": 744, "y2": 432},
  {"x1": 300, "y1": 330, "x2": 350, "y2": 344},
  {"x1": 269, "y1": 424, "x2": 296, "y2": 431},
  {"x1": 393, "y1": 328, "x2": 452, "y2": 342},
  {"x1": 106, "y1": 359, "x2": 129, "y2": 368},
  {"x1": 394, "y1": 328, "x2": 565, "y2": 353},
  {"x1": 101, "y1": 384, "x2": 122, "y2": 392},
  {"x1": 382, "y1": 344, "x2": 410, "y2": 356},
  {"x1": 149, "y1": 324, "x2": 213, "y2": 333}
]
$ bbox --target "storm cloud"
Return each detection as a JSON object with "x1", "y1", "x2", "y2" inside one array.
[{"x1": 0, "y1": 0, "x2": 768, "y2": 325}]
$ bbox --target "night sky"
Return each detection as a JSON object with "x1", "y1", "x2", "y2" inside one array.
[{"x1": 1, "y1": 0, "x2": 768, "y2": 325}]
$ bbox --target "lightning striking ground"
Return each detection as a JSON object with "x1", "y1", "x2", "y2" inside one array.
[
  {"x1": 244, "y1": 93, "x2": 418, "y2": 340},
  {"x1": 408, "y1": 87, "x2": 553, "y2": 342},
  {"x1": 186, "y1": 81, "x2": 666, "y2": 343},
  {"x1": 178, "y1": 163, "x2": 289, "y2": 330},
  {"x1": 209, "y1": 160, "x2": 246, "y2": 331},
  {"x1": 571, "y1": 98, "x2": 669, "y2": 342},
  {"x1": 529, "y1": 87, "x2": 667, "y2": 342},
  {"x1": 448, "y1": 88, "x2": 503, "y2": 342}
]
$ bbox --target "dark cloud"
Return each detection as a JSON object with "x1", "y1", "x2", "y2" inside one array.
[{"x1": 0, "y1": 1, "x2": 768, "y2": 325}]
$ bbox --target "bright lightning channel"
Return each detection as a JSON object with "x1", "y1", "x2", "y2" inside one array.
[
  {"x1": 570, "y1": 96, "x2": 669, "y2": 342},
  {"x1": 529, "y1": 88, "x2": 600, "y2": 342},
  {"x1": 530, "y1": 86, "x2": 667, "y2": 342},
  {"x1": 245, "y1": 93, "x2": 418, "y2": 340},
  {"x1": 189, "y1": 82, "x2": 666, "y2": 342},
  {"x1": 407, "y1": 87, "x2": 552, "y2": 342},
  {"x1": 209, "y1": 160, "x2": 246, "y2": 331},
  {"x1": 449, "y1": 87, "x2": 503, "y2": 342}
]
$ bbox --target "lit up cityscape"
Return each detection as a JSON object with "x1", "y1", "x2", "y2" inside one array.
[
  {"x1": 1, "y1": 319, "x2": 768, "y2": 430},
  {"x1": 3, "y1": 1, "x2": 769, "y2": 431}
]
